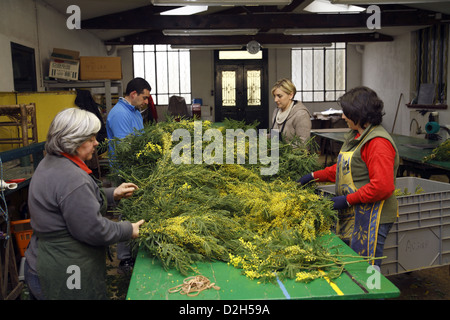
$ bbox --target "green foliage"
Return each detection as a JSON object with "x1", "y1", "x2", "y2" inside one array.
[
  {"x1": 423, "y1": 139, "x2": 450, "y2": 162},
  {"x1": 110, "y1": 119, "x2": 364, "y2": 282},
  {"x1": 267, "y1": 136, "x2": 321, "y2": 183}
]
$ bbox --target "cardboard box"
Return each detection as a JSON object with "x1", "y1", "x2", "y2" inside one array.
[
  {"x1": 79, "y1": 56, "x2": 122, "y2": 80},
  {"x1": 49, "y1": 48, "x2": 80, "y2": 81}
]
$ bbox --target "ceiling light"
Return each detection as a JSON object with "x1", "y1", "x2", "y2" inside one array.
[
  {"x1": 152, "y1": 0, "x2": 292, "y2": 6},
  {"x1": 219, "y1": 50, "x2": 263, "y2": 59},
  {"x1": 305, "y1": 0, "x2": 365, "y2": 13},
  {"x1": 160, "y1": 5, "x2": 208, "y2": 15},
  {"x1": 163, "y1": 29, "x2": 259, "y2": 36},
  {"x1": 284, "y1": 28, "x2": 375, "y2": 35},
  {"x1": 331, "y1": 0, "x2": 444, "y2": 3},
  {"x1": 262, "y1": 43, "x2": 333, "y2": 48},
  {"x1": 171, "y1": 44, "x2": 244, "y2": 49}
]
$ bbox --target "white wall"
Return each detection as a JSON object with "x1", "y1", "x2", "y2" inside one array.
[
  {"x1": 118, "y1": 46, "x2": 133, "y2": 95},
  {"x1": 0, "y1": 0, "x2": 39, "y2": 91},
  {"x1": 190, "y1": 50, "x2": 215, "y2": 108},
  {"x1": 267, "y1": 48, "x2": 292, "y2": 118},
  {"x1": 361, "y1": 31, "x2": 450, "y2": 136},
  {"x1": 0, "y1": 0, "x2": 108, "y2": 92},
  {"x1": 361, "y1": 33, "x2": 413, "y2": 135}
]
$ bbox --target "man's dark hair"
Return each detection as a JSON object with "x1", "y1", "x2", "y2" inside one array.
[
  {"x1": 338, "y1": 86, "x2": 385, "y2": 128},
  {"x1": 125, "y1": 77, "x2": 151, "y2": 96}
]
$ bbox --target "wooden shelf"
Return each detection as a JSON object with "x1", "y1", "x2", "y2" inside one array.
[
  {"x1": 406, "y1": 103, "x2": 448, "y2": 110},
  {"x1": 44, "y1": 79, "x2": 123, "y2": 113}
]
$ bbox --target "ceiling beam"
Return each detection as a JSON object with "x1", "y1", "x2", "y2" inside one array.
[
  {"x1": 104, "y1": 31, "x2": 393, "y2": 45},
  {"x1": 280, "y1": 0, "x2": 312, "y2": 12},
  {"x1": 82, "y1": 9, "x2": 447, "y2": 30},
  {"x1": 212, "y1": 0, "x2": 308, "y2": 13},
  {"x1": 209, "y1": 4, "x2": 279, "y2": 14}
]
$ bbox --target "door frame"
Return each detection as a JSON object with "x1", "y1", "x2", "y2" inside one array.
[{"x1": 214, "y1": 49, "x2": 269, "y2": 128}]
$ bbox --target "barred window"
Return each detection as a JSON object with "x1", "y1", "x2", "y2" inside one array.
[
  {"x1": 292, "y1": 43, "x2": 346, "y2": 102},
  {"x1": 133, "y1": 45, "x2": 191, "y2": 105},
  {"x1": 414, "y1": 25, "x2": 448, "y2": 103}
]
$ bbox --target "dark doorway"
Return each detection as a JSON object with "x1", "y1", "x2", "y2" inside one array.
[{"x1": 214, "y1": 50, "x2": 268, "y2": 128}]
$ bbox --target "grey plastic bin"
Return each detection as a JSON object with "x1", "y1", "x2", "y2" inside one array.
[{"x1": 317, "y1": 177, "x2": 450, "y2": 275}]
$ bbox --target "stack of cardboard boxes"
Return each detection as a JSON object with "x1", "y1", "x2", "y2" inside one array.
[{"x1": 48, "y1": 48, "x2": 122, "y2": 81}]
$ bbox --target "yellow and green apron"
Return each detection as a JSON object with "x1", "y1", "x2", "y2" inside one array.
[{"x1": 334, "y1": 125, "x2": 399, "y2": 263}]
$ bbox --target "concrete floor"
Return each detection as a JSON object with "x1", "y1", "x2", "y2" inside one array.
[{"x1": 387, "y1": 266, "x2": 450, "y2": 300}]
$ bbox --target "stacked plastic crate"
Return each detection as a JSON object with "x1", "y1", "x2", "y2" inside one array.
[{"x1": 318, "y1": 177, "x2": 450, "y2": 275}]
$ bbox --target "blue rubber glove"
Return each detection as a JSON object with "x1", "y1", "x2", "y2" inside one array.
[
  {"x1": 297, "y1": 173, "x2": 314, "y2": 186},
  {"x1": 331, "y1": 195, "x2": 350, "y2": 210}
]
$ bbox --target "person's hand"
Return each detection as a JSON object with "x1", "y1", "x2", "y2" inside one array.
[
  {"x1": 297, "y1": 173, "x2": 314, "y2": 186},
  {"x1": 331, "y1": 195, "x2": 350, "y2": 210},
  {"x1": 114, "y1": 183, "x2": 139, "y2": 201},
  {"x1": 131, "y1": 219, "x2": 145, "y2": 239}
]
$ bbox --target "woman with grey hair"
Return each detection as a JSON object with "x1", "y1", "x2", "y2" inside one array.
[{"x1": 24, "y1": 108, "x2": 144, "y2": 300}]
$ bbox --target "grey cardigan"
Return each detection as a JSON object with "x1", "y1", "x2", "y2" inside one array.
[
  {"x1": 271, "y1": 100, "x2": 312, "y2": 143},
  {"x1": 25, "y1": 154, "x2": 133, "y2": 274}
]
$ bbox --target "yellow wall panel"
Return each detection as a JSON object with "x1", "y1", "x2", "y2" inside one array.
[{"x1": 0, "y1": 91, "x2": 77, "y2": 152}]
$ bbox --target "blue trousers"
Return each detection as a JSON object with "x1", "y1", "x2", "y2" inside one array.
[
  {"x1": 373, "y1": 223, "x2": 393, "y2": 267},
  {"x1": 24, "y1": 260, "x2": 45, "y2": 300}
]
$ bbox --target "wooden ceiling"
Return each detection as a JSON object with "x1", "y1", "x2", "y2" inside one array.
[{"x1": 50, "y1": 0, "x2": 450, "y2": 47}]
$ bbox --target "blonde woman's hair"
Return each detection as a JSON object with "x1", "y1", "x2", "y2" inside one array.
[
  {"x1": 45, "y1": 108, "x2": 101, "y2": 156},
  {"x1": 271, "y1": 78, "x2": 296, "y2": 96}
]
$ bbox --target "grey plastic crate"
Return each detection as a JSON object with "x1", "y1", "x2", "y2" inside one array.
[{"x1": 317, "y1": 177, "x2": 450, "y2": 275}]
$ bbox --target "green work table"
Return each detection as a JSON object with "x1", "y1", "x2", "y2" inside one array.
[
  {"x1": 311, "y1": 129, "x2": 450, "y2": 180},
  {"x1": 126, "y1": 234, "x2": 400, "y2": 300}
]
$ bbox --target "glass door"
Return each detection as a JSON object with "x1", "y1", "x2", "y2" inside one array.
[{"x1": 214, "y1": 50, "x2": 268, "y2": 128}]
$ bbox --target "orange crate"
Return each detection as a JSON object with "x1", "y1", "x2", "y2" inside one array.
[{"x1": 10, "y1": 219, "x2": 33, "y2": 257}]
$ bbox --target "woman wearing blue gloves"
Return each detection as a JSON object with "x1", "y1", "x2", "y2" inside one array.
[{"x1": 299, "y1": 86, "x2": 399, "y2": 267}]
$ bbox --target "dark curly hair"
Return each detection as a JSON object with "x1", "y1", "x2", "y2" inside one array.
[{"x1": 338, "y1": 86, "x2": 385, "y2": 128}]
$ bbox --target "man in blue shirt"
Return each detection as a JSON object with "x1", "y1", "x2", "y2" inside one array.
[
  {"x1": 106, "y1": 77, "x2": 151, "y2": 155},
  {"x1": 106, "y1": 77, "x2": 151, "y2": 273}
]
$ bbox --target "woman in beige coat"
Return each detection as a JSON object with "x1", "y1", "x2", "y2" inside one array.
[{"x1": 271, "y1": 79, "x2": 312, "y2": 144}]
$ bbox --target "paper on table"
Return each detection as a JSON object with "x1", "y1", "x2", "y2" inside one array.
[{"x1": 320, "y1": 108, "x2": 343, "y2": 115}]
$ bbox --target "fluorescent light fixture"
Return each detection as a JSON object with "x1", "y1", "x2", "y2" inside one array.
[
  {"x1": 160, "y1": 5, "x2": 208, "y2": 15},
  {"x1": 163, "y1": 29, "x2": 259, "y2": 36},
  {"x1": 305, "y1": 0, "x2": 365, "y2": 13},
  {"x1": 284, "y1": 27, "x2": 374, "y2": 35},
  {"x1": 152, "y1": 0, "x2": 292, "y2": 6},
  {"x1": 331, "y1": 0, "x2": 444, "y2": 3},
  {"x1": 171, "y1": 44, "x2": 244, "y2": 49},
  {"x1": 262, "y1": 43, "x2": 333, "y2": 48},
  {"x1": 219, "y1": 50, "x2": 263, "y2": 59}
]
